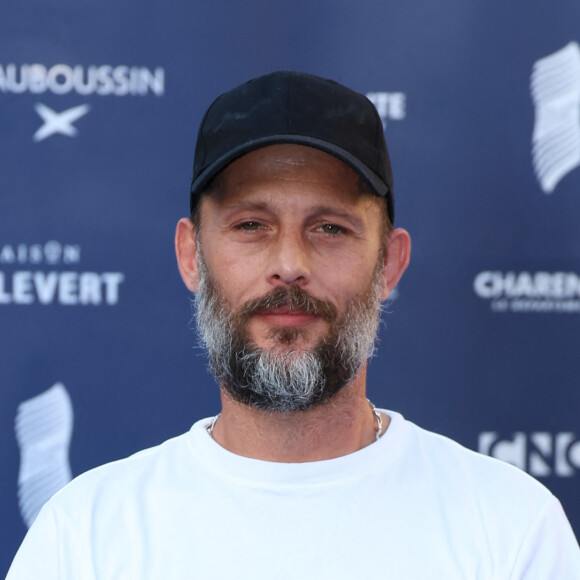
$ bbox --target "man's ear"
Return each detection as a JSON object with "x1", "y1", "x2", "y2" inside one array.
[
  {"x1": 380, "y1": 228, "x2": 411, "y2": 301},
  {"x1": 175, "y1": 218, "x2": 200, "y2": 292}
]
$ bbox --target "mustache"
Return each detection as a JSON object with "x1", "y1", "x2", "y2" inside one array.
[{"x1": 237, "y1": 286, "x2": 337, "y2": 323}]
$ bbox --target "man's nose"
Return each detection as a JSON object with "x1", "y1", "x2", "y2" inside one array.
[{"x1": 267, "y1": 230, "x2": 311, "y2": 287}]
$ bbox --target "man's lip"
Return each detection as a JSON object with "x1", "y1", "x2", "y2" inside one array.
[
  {"x1": 255, "y1": 307, "x2": 318, "y2": 327},
  {"x1": 260, "y1": 307, "x2": 309, "y2": 315}
]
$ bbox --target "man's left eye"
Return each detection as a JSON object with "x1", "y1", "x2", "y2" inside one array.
[
  {"x1": 238, "y1": 221, "x2": 262, "y2": 232},
  {"x1": 318, "y1": 223, "x2": 344, "y2": 235}
]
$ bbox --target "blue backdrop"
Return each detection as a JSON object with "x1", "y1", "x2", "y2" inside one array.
[{"x1": 2, "y1": 1, "x2": 580, "y2": 573}]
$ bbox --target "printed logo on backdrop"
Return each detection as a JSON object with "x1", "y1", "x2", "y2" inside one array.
[
  {"x1": 16, "y1": 383, "x2": 74, "y2": 527},
  {"x1": 0, "y1": 241, "x2": 124, "y2": 305},
  {"x1": 479, "y1": 432, "x2": 580, "y2": 478},
  {"x1": 531, "y1": 42, "x2": 580, "y2": 193},
  {"x1": 365, "y1": 91, "x2": 406, "y2": 130},
  {"x1": 473, "y1": 271, "x2": 580, "y2": 314},
  {"x1": 0, "y1": 63, "x2": 165, "y2": 141},
  {"x1": 33, "y1": 103, "x2": 91, "y2": 142}
]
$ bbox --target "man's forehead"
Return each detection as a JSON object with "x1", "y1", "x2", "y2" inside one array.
[
  {"x1": 208, "y1": 144, "x2": 367, "y2": 195},
  {"x1": 197, "y1": 149, "x2": 384, "y2": 231}
]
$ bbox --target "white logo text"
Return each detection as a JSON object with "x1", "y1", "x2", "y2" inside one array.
[
  {"x1": 366, "y1": 92, "x2": 406, "y2": 129},
  {"x1": 480, "y1": 432, "x2": 580, "y2": 477},
  {"x1": 0, "y1": 63, "x2": 165, "y2": 97},
  {"x1": 0, "y1": 271, "x2": 124, "y2": 305},
  {"x1": 0, "y1": 242, "x2": 81, "y2": 265},
  {"x1": 474, "y1": 271, "x2": 580, "y2": 313}
]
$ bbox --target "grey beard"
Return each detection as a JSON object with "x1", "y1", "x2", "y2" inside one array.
[{"x1": 194, "y1": 252, "x2": 384, "y2": 413}]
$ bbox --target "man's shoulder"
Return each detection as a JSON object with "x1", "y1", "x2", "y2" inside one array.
[
  {"x1": 384, "y1": 413, "x2": 579, "y2": 575},
  {"x1": 392, "y1": 411, "x2": 554, "y2": 510},
  {"x1": 46, "y1": 424, "x2": 201, "y2": 516}
]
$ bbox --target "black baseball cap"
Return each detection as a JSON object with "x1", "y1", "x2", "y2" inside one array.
[{"x1": 190, "y1": 71, "x2": 395, "y2": 224}]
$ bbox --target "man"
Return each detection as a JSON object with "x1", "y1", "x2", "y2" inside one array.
[{"x1": 8, "y1": 71, "x2": 580, "y2": 578}]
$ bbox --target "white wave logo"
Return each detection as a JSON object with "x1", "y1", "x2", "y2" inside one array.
[
  {"x1": 531, "y1": 41, "x2": 580, "y2": 193},
  {"x1": 15, "y1": 383, "x2": 74, "y2": 527}
]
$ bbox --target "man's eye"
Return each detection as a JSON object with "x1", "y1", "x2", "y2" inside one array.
[
  {"x1": 237, "y1": 221, "x2": 262, "y2": 232},
  {"x1": 318, "y1": 223, "x2": 344, "y2": 235}
]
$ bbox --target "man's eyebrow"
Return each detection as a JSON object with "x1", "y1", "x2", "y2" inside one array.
[{"x1": 217, "y1": 201, "x2": 366, "y2": 230}]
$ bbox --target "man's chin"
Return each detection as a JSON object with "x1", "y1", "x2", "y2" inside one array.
[{"x1": 258, "y1": 327, "x2": 325, "y2": 350}]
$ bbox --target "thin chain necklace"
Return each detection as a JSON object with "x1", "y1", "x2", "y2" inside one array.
[
  {"x1": 368, "y1": 399, "x2": 384, "y2": 441},
  {"x1": 207, "y1": 412, "x2": 220, "y2": 436},
  {"x1": 207, "y1": 399, "x2": 384, "y2": 441}
]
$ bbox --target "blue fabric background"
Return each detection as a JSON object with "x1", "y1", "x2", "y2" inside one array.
[{"x1": 2, "y1": 1, "x2": 579, "y2": 573}]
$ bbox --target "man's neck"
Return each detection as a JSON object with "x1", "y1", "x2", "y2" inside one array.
[{"x1": 209, "y1": 366, "x2": 390, "y2": 463}]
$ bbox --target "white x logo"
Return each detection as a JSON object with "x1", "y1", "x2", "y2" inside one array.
[{"x1": 33, "y1": 103, "x2": 91, "y2": 142}]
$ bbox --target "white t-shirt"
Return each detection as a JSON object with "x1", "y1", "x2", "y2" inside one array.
[{"x1": 7, "y1": 411, "x2": 580, "y2": 579}]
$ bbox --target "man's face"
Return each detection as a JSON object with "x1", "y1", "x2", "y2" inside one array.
[{"x1": 191, "y1": 144, "x2": 391, "y2": 411}]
